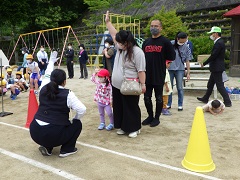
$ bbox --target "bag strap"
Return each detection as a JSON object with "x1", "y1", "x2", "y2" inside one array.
[
  {"x1": 177, "y1": 47, "x2": 184, "y2": 65},
  {"x1": 122, "y1": 54, "x2": 137, "y2": 79}
]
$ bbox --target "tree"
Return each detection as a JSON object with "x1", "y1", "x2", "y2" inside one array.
[
  {"x1": 0, "y1": 0, "x2": 88, "y2": 35},
  {"x1": 0, "y1": 0, "x2": 31, "y2": 35},
  {"x1": 144, "y1": 7, "x2": 188, "y2": 40},
  {"x1": 26, "y1": 0, "x2": 88, "y2": 31},
  {"x1": 84, "y1": 0, "x2": 110, "y2": 11},
  {"x1": 0, "y1": 0, "x2": 88, "y2": 62}
]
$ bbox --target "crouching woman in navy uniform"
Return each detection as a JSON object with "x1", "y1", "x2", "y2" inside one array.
[{"x1": 30, "y1": 51, "x2": 86, "y2": 158}]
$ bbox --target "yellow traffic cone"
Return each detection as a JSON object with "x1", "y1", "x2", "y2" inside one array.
[{"x1": 182, "y1": 106, "x2": 215, "y2": 172}]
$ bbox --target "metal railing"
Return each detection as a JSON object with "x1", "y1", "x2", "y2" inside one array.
[{"x1": 86, "y1": 54, "x2": 104, "y2": 74}]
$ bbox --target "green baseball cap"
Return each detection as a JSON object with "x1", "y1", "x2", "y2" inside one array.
[{"x1": 207, "y1": 26, "x2": 221, "y2": 34}]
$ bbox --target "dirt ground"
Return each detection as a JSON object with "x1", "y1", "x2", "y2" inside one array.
[{"x1": 0, "y1": 65, "x2": 240, "y2": 180}]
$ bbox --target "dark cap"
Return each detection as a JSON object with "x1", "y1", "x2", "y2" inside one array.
[{"x1": 21, "y1": 47, "x2": 28, "y2": 52}]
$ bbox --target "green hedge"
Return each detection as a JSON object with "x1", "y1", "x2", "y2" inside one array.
[
  {"x1": 144, "y1": 7, "x2": 188, "y2": 40},
  {"x1": 190, "y1": 35, "x2": 212, "y2": 61}
]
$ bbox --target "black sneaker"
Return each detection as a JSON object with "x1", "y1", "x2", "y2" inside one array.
[
  {"x1": 39, "y1": 146, "x2": 52, "y2": 156},
  {"x1": 224, "y1": 102, "x2": 232, "y2": 107},
  {"x1": 150, "y1": 118, "x2": 160, "y2": 127},
  {"x1": 197, "y1": 97, "x2": 208, "y2": 103},
  {"x1": 59, "y1": 148, "x2": 78, "y2": 158},
  {"x1": 142, "y1": 116, "x2": 153, "y2": 125}
]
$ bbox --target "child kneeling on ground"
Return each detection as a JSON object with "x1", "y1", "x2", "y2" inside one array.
[
  {"x1": 91, "y1": 68, "x2": 114, "y2": 130},
  {"x1": 14, "y1": 71, "x2": 28, "y2": 92}
]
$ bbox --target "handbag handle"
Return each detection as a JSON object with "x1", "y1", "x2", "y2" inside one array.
[{"x1": 122, "y1": 53, "x2": 129, "y2": 79}]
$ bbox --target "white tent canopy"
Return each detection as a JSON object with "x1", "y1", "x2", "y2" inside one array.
[{"x1": 0, "y1": 49, "x2": 9, "y2": 66}]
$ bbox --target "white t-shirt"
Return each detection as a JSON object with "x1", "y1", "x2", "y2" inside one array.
[
  {"x1": 14, "y1": 78, "x2": 26, "y2": 83},
  {"x1": 27, "y1": 62, "x2": 39, "y2": 73},
  {"x1": 37, "y1": 51, "x2": 48, "y2": 62}
]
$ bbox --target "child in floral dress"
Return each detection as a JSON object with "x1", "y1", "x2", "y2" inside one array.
[{"x1": 91, "y1": 68, "x2": 114, "y2": 130}]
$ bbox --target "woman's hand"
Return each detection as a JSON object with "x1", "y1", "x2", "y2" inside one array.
[
  {"x1": 105, "y1": 10, "x2": 118, "y2": 45},
  {"x1": 105, "y1": 11, "x2": 110, "y2": 23},
  {"x1": 102, "y1": 48, "x2": 107, "y2": 55},
  {"x1": 166, "y1": 86, "x2": 169, "y2": 92},
  {"x1": 50, "y1": 51, "x2": 59, "y2": 63},
  {"x1": 141, "y1": 84, "x2": 146, "y2": 94}
]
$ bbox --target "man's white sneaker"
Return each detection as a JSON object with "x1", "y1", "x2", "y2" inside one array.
[
  {"x1": 128, "y1": 130, "x2": 140, "y2": 138},
  {"x1": 116, "y1": 129, "x2": 125, "y2": 135}
]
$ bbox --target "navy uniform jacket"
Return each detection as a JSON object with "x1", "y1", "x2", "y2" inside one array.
[
  {"x1": 65, "y1": 49, "x2": 74, "y2": 62},
  {"x1": 203, "y1": 38, "x2": 225, "y2": 72}
]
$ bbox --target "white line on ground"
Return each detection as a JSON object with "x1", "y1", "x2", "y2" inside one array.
[
  {"x1": 0, "y1": 122, "x2": 222, "y2": 180},
  {"x1": 77, "y1": 142, "x2": 221, "y2": 180},
  {"x1": 0, "y1": 147, "x2": 84, "y2": 180}
]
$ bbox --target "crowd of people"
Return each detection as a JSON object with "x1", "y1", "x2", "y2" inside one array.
[{"x1": 2, "y1": 10, "x2": 232, "y2": 158}]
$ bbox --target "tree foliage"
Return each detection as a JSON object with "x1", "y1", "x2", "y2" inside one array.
[
  {"x1": 82, "y1": 0, "x2": 153, "y2": 27},
  {"x1": 84, "y1": 0, "x2": 110, "y2": 11},
  {"x1": 0, "y1": 0, "x2": 30, "y2": 35},
  {"x1": 144, "y1": 7, "x2": 188, "y2": 40},
  {"x1": 0, "y1": 0, "x2": 88, "y2": 35}
]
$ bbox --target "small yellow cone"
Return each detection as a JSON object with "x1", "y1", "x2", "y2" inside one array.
[{"x1": 182, "y1": 106, "x2": 215, "y2": 172}]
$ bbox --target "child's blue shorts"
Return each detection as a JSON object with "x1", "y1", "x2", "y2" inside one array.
[{"x1": 31, "y1": 73, "x2": 39, "y2": 80}]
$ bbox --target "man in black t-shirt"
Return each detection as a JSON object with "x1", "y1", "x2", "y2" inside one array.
[{"x1": 142, "y1": 20, "x2": 176, "y2": 127}]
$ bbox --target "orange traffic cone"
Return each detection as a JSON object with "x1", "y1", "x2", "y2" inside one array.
[
  {"x1": 182, "y1": 106, "x2": 215, "y2": 172},
  {"x1": 25, "y1": 89, "x2": 38, "y2": 128}
]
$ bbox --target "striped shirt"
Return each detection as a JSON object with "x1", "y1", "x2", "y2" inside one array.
[{"x1": 168, "y1": 41, "x2": 193, "y2": 71}]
